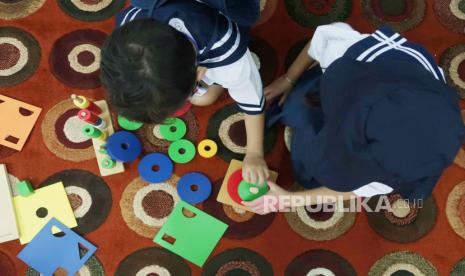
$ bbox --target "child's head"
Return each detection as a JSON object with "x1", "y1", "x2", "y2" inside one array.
[{"x1": 100, "y1": 19, "x2": 197, "y2": 124}]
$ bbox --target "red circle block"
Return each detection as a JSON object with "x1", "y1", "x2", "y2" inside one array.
[{"x1": 227, "y1": 169, "x2": 244, "y2": 205}]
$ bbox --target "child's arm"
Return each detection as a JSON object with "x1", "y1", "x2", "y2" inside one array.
[
  {"x1": 243, "y1": 113, "x2": 269, "y2": 185},
  {"x1": 242, "y1": 181, "x2": 356, "y2": 215},
  {"x1": 264, "y1": 40, "x2": 316, "y2": 105}
]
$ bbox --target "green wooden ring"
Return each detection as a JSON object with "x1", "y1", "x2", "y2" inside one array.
[
  {"x1": 160, "y1": 117, "x2": 187, "y2": 141},
  {"x1": 101, "y1": 158, "x2": 116, "y2": 169},
  {"x1": 238, "y1": 180, "x2": 269, "y2": 201},
  {"x1": 118, "y1": 115, "x2": 143, "y2": 131},
  {"x1": 168, "y1": 139, "x2": 196, "y2": 164},
  {"x1": 82, "y1": 125, "x2": 102, "y2": 138}
]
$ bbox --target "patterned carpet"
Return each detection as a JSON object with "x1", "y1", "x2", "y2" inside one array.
[{"x1": 1, "y1": 0, "x2": 465, "y2": 275}]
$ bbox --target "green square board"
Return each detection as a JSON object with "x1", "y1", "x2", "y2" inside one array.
[{"x1": 153, "y1": 201, "x2": 228, "y2": 267}]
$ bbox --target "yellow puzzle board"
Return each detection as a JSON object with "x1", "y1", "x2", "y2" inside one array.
[
  {"x1": 217, "y1": 159, "x2": 278, "y2": 212},
  {"x1": 13, "y1": 182, "x2": 77, "y2": 244},
  {"x1": 0, "y1": 94, "x2": 42, "y2": 151},
  {"x1": 0, "y1": 164, "x2": 19, "y2": 243}
]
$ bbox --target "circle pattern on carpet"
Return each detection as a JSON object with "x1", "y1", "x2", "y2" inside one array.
[
  {"x1": 361, "y1": 0, "x2": 426, "y2": 32},
  {"x1": 41, "y1": 99, "x2": 95, "y2": 162},
  {"x1": 207, "y1": 104, "x2": 277, "y2": 162},
  {"x1": 115, "y1": 247, "x2": 191, "y2": 276},
  {"x1": 0, "y1": 251, "x2": 15, "y2": 276},
  {"x1": 256, "y1": 0, "x2": 278, "y2": 25},
  {"x1": 136, "y1": 110, "x2": 199, "y2": 154},
  {"x1": 27, "y1": 251, "x2": 105, "y2": 276},
  {"x1": 120, "y1": 175, "x2": 180, "y2": 238},
  {"x1": 440, "y1": 43, "x2": 465, "y2": 99},
  {"x1": 39, "y1": 169, "x2": 112, "y2": 235},
  {"x1": 201, "y1": 248, "x2": 273, "y2": 276},
  {"x1": 249, "y1": 36, "x2": 277, "y2": 86},
  {"x1": 366, "y1": 194, "x2": 437, "y2": 243},
  {"x1": 451, "y1": 258, "x2": 465, "y2": 276},
  {"x1": 0, "y1": 0, "x2": 46, "y2": 20},
  {"x1": 434, "y1": 0, "x2": 465, "y2": 34},
  {"x1": 285, "y1": 0, "x2": 352, "y2": 28},
  {"x1": 49, "y1": 29, "x2": 107, "y2": 89},
  {"x1": 446, "y1": 181, "x2": 465, "y2": 240},
  {"x1": 368, "y1": 251, "x2": 438, "y2": 276},
  {"x1": 285, "y1": 249, "x2": 356, "y2": 276},
  {"x1": 0, "y1": 26, "x2": 40, "y2": 87},
  {"x1": 284, "y1": 126, "x2": 294, "y2": 152},
  {"x1": 203, "y1": 179, "x2": 276, "y2": 239},
  {"x1": 58, "y1": 0, "x2": 126, "y2": 22},
  {"x1": 285, "y1": 38, "x2": 309, "y2": 71},
  {"x1": 284, "y1": 183, "x2": 356, "y2": 241}
]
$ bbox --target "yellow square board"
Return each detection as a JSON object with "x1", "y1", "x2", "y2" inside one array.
[
  {"x1": 0, "y1": 164, "x2": 19, "y2": 243},
  {"x1": 13, "y1": 182, "x2": 77, "y2": 244},
  {"x1": 217, "y1": 159, "x2": 278, "y2": 212}
]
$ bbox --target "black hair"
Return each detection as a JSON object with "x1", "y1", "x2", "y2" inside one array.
[{"x1": 100, "y1": 19, "x2": 197, "y2": 124}]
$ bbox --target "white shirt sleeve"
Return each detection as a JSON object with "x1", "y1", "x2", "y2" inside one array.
[
  {"x1": 204, "y1": 49, "x2": 264, "y2": 114},
  {"x1": 352, "y1": 182, "x2": 394, "y2": 198},
  {"x1": 308, "y1": 22, "x2": 368, "y2": 71}
]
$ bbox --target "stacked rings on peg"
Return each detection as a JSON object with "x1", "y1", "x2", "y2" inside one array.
[
  {"x1": 198, "y1": 139, "x2": 218, "y2": 158},
  {"x1": 138, "y1": 153, "x2": 174, "y2": 184},
  {"x1": 177, "y1": 172, "x2": 212, "y2": 204},
  {"x1": 168, "y1": 139, "x2": 196, "y2": 164},
  {"x1": 160, "y1": 117, "x2": 187, "y2": 141},
  {"x1": 106, "y1": 131, "x2": 142, "y2": 162}
]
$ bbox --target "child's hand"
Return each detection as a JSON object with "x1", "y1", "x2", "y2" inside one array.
[
  {"x1": 242, "y1": 181, "x2": 292, "y2": 215},
  {"x1": 242, "y1": 152, "x2": 269, "y2": 186},
  {"x1": 264, "y1": 75, "x2": 294, "y2": 106}
]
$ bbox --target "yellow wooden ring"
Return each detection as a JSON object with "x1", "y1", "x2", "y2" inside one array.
[{"x1": 197, "y1": 139, "x2": 218, "y2": 158}]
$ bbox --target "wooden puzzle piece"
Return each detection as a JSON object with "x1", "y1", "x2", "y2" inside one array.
[
  {"x1": 91, "y1": 100, "x2": 124, "y2": 177},
  {"x1": 13, "y1": 182, "x2": 77, "y2": 244},
  {"x1": 217, "y1": 159, "x2": 278, "y2": 212},
  {"x1": 0, "y1": 95, "x2": 42, "y2": 151},
  {"x1": 0, "y1": 164, "x2": 19, "y2": 243},
  {"x1": 154, "y1": 201, "x2": 228, "y2": 267},
  {"x1": 18, "y1": 218, "x2": 96, "y2": 276}
]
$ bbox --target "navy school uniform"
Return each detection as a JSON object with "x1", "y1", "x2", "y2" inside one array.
[{"x1": 267, "y1": 26, "x2": 465, "y2": 201}]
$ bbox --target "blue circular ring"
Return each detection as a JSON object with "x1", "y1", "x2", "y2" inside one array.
[
  {"x1": 106, "y1": 131, "x2": 142, "y2": 162},
  {"x1": 177, "y1": 172, "x2": 212, "y2": 204},
  {"x1": 138, "y1": 153, "x2": 174, "y2": 183}
]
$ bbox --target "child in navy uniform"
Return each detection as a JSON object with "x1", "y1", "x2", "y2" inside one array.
[
  {"x1": 101, "y1": 0, "x2": 269, "y2": 184},
  {"x1": 244, "y1": 23, "x2": 465, "y2": 214}
]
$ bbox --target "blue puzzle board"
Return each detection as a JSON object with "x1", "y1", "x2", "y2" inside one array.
[{"x1": 18, "y1": 218, "x2": 97, "y2": 276}]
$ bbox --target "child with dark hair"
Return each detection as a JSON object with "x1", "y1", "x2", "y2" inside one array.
[
  {"x1": 101, "y1": 0, "x2": 269, "y2": 184},
  {"x1": 244, "y1": 23, "x2": 465, "y2": 214}
]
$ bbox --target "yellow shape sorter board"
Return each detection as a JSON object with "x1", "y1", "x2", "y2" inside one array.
[
  {"x1": 217, "y1": 159, "x2": 278, "y2": 212},
  {"x1": 13, "y1": 182, "x2": 77, "y2": 244}
]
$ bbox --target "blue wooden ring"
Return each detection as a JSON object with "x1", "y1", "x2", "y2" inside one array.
[
  {"x1": 106, "y1": 131, "x2": 142, "y2": 162},
  {"x1": 177, "y1": 172, "x2": 212, "y2": 204},
  {"x1": 138, "y1": 153, "x2": 174, "y2": 183}
]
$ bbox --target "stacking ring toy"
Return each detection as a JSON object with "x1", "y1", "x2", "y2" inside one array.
[
  {"x1": 227, "y1": 169, "x2": 244, "y2": 205},
  {"x1": 197, "y1": 139, "x2": 218, "y2": 158},
  {"x1": 106, "y1": 131, "x2": 142, "y2": 162},
  {"x1": 101, "y1": 158, "x2": 116, "y2": 169},
  {"x1": 238, "y1": 180, "x2": 269, "y2": 202},
  {"x1": 160, "y1": 117, "x2": 187, "y2": 141},
  {"x1": 168, "y1": 139, "x2": 196, "y2": 164},
  {"x1": 118, "y1": 115, "x2": 143, "y2": 131},
  {"x1": 138, "y1": 153, "x2": 174, "y2": 183},
  {"x1": 177, "y1": 172, "x2": 212, "y2": 204}
]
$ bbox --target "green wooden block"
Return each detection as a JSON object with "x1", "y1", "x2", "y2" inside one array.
[
  {"x1": 153, "y1": 201, "x2": 228, "y2": 267},
  {"x1": 17, "y1": 180, "x2": 34, "y2": 197},
  {"x1": 238, "y1": 180, "x2": 269, "y2": 201}
]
